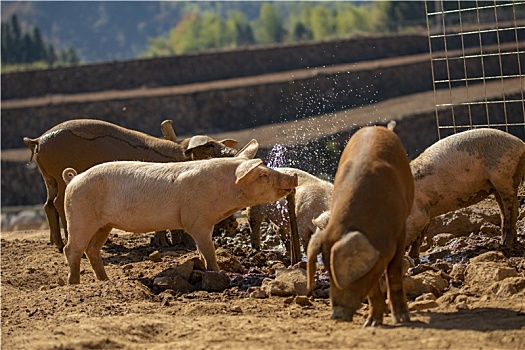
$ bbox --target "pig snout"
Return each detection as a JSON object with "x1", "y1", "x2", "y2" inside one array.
[{"x1": 331, "y1": 306, "x2": 356, "y2": 322}]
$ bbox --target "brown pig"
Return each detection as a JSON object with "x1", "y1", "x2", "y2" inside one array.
[
  {"x1": 62, "y1": 139, "x2": 298, "y2": 284},
  {"x1": 307, "y1": 126, "x2": 414, "y2": 326}
]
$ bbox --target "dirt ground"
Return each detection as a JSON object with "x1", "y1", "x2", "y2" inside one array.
[{"x1": 1, "y1": 196, "x2": 525, "y2": 350}]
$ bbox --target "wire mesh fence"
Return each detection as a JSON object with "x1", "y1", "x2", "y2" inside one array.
[{"x1": 425, "y1": 0, "x2": 525, "y2": 139}]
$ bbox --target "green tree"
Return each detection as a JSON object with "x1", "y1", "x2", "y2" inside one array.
[
  {"x1": 225, "y1": 10, "x2": 254, "y2": 47},
  {"x1": 335, "y1": 3, "x2": 370, "y2": 36},
  {"x1": 309, "y1": 6, "x2": 334, "y2": 40},
  {"x1": 375, "y1": 1, "x2": 426, "y2": 32},
  {"x1": 1, "y1": 14, "x2": 80, "y2": 66},
  {"x1": 256, "y1": 3, "x2": 285, "y2": 44}
]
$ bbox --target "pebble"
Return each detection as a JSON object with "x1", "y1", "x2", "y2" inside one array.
[{"x1": 149, "y1": 251, "x2": 162, "y2": 262}]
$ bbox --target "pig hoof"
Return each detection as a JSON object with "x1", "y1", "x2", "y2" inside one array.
[
  {"x1": 392, "y1": 311, "x2": 411, "y2": 324},
  {"x1": 330, "y1": 311, "x2": 353, "y2": 322},
  {"x1": 364, "y1": 317, "x2": 383, "y2": 327}
]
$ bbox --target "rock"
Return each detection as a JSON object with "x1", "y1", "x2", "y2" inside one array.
[
  {"x1": 175, "y1": 260, "x2": 194, "y2": 280},
  {"x1": 310, "y1": 288, "x2": 330, "y2": 299},
  {"x1": 9, "y1": 209, "x2": 46, "y2": 231},
  {"x1": 248, "y1": 287, "x2": 268, "y2": 299},
  {"x1": 415, "y1": 292, "x2": 437, "y2": 301},
  {"x1": 404, "y1": 270, "x2": 449, "y2": 299},
  {"x1": 456, "y1": 302, "x2": 469, "y2": 310},
  {"x1": 153, "y1": 276, "x2": 196, "y2": 293},
  {"x1": 230, "y1": 305, "x2": 242, "y2": 313},
  {"x1": 470, "y1": 251, "x2": 508, "y2": 263},
  {"x1": 432, "y1": 233, "x2": 455, "y2": 247},
  {"x1": 284, "y1": 296, "x2": 295, "y2": 305},
  {"x1": 189, "y1": 270, "x2": 204, "y2": 286},
  {"x1": 488, "y1": 277, "x2": 525, "y2": 298},
  {"x1": 294, "y1": 295, "x2": 313, "y2": 307},
  {"x1": 217, "y1": 253, "x2": 245, "y2": 274},
  {"x1": 409, "y1": 300, "x2": 439, "y2": 311},
  {"x1": 201, "y1": 271, "x2": 230, "y2": 292},
  {"x1": 449, "y1": 263, "x2": 467, "y2": 281},
  {"x1": 464, "y1": 260, "x2": 518, "y2": 294},
  {"x1": 261, "y1": 278, "x2": 296, "y2": 297},
  {"x1": 431, "y1": 261, "x2": 453, "y2": 273},
  {"x1": 274, "y1": 268, "x2": 308, "y2": 296},
  {"x1": 428, "y1": 207, "x2": 500, "y2": 238},
  {"x1": 149, "y1": 251, "x2": 162, "y2": 262},
  {"x1": 190, "y1": 257, "x2": 206, "y2": 271}
]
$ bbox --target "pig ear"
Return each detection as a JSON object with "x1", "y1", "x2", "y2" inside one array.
[
  {"x1": 160, "y1": 120, "x2": 177, "y2": 142},
  {"x1": 220, "y1": 139, "x2": 238, "y2": 149},
  {"x1": 235, "y1": 159, "x2": 263, "y2": 184},
  {"x1": 307, "y1": 231, "x2": 323, "y2": 293},
  {"x1": 330, "y1": 231, "x2": 379, "y2": 290},
  {"x1": 235, "y1": 139, "x2": 259, "y2": 159},
  {"x1": 312, "y1": 211, "x2": 331, "y2": 230},
  {"x1": 187, "y1": 135, "x2": 210, "y2": 151}
]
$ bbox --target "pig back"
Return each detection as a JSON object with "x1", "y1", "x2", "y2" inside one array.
[
  {"x1": 330, "y1": 127, "x2": 414, "y2": 245},
  {"x1": 35, "y1": 119, "x2": 182, "y2": 177}
]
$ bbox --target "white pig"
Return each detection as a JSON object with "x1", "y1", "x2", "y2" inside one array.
[
  {"x1": 246, "y1": 167, "x2": 333, "y2": 252},
  {"x1": 406, "y1": 128, "x2": 525, "y2": 257},
  {"x1": 62, "y1": 139, "x2": 298, "y2": 284}
]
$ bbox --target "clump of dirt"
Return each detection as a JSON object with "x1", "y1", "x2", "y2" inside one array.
[{"x1": 2, "y1": 198, "x2": 524, "y2": 349}]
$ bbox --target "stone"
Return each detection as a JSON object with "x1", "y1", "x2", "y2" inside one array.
[
  {"x1": 470, "y1": 251, "x2": 508, "y2": 263},
  {"x1": 464, "y1": 261, "x2": 518, "y2": 294},
  {"x1": 175, "y1": 260, "x2": 194, "y2": 280},
  {"x1": 294, "y1": 295, "x2": 313, "y2": 307},
  {"x1": 201, "y1": 271, "x2": 230, "y2": 292},
  {"x1": 408, "y1": 300, "x2": 439, "y2": 311},
  {"x1": 148, "y1": 251, "x2": 162, "y2": 262},
  {"x1": 428, "y1": 207, "x2": 501, "y2": 238},
  {"x1": 274, "y1": 268, "x2": 308, "y2": 296},
  {"x1": 404, "y1": 270, "x2": 449, "y2": 299},
  {"x1": 489, "y1": 277, "x2": 525, "y2": 298},
  {"x1": 189, "y1": 270, "x2": 204, "y2": 286},
  {"x1": 432, "y1": 233, "x2": 454, "y2": 247},
  {"x1": 248, "y1": 287, "x2": 268, "y2": 299},
  {"x1": 261, "y1": 279, "x2": 296, "y2": 297},
  {"x1": 415, "y1": 292, "x2": 437, "y2": 302},
  {"x1": 153, "y1": 276, "x2": 196, "y2": 294}
]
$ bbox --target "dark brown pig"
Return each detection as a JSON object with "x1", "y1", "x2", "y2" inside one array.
[
  {"x1": 307, "y1": 125, "x2": 414, "y2": 326},
  {"x1": 23, "y1": 118, "x2": 238, "y2": 251}
]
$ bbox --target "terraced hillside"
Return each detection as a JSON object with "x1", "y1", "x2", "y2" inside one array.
[{"x1": 2, "y1": 32, "x2": 524, "y2": 206}]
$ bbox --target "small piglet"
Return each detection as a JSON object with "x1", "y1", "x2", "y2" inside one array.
[
  {"x1": 307, "y1": 126, "x2": 414, "y2": 326},
  {"x1": 62, "y1": 139, "x2": 298, "y2": 284},
  {"x1": 246, "y1": 167, "x2": 333, "y2": 252},
  {"x1": 406, "y1": 128, "x2": 525, "y2": 257}
]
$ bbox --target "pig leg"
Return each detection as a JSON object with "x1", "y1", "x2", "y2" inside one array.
[
  {"x1": 408, "y1": 223, "x2": 429, "y2": 260},
  {"x1": 364, "y1": 282, "x2": 386, "y2": 327},
  {"x1": 247, "y1": 206, "x2": 264, "y2": 251},
  {"x1": 386, "y1": 237, "x2": 410, "y2": 324},
  {"x1": 42, "y1": 175, "x2": 64, "y2": 251},
  {"x1": 64, "y1": 227, "x2": 96, "y2": 284},
  {"x1": 85, "y1": 226, "x2": 112, "y2": 281},
  {"x1": 189, "y1": 227, "x2": 220, "y2": 271},
  {"x1": 55, "y1": 182, "x2": 69, "y2": 243},
  {"x1": 493, "y1": 188, "x2": 518, "y2": 247}
]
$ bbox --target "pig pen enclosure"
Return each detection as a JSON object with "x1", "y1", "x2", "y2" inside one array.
[{"x1": 2, "y1": 1, "x2": 525, "y2": 349}]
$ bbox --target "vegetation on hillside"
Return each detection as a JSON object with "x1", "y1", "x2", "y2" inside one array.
[
  {"x1": 142, "y1": 1, "x2": 429, "y2": 57},
  {"x1": 1, "y1": 1, "x2": 517, "y2": 67},
  {"x1": 1, "y1": 14, "x2": 79, "y2": 71}
]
